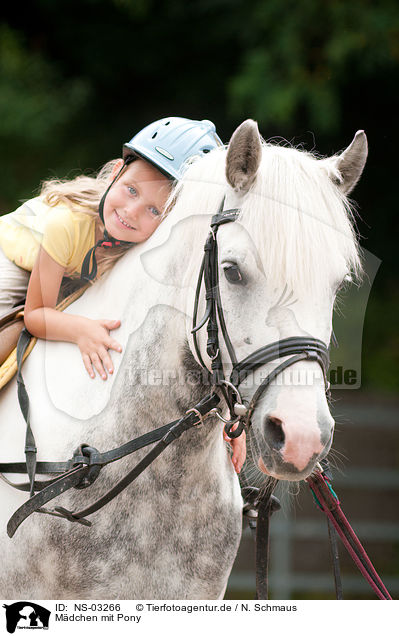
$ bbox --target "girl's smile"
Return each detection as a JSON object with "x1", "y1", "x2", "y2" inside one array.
[
  {"x1": 102, "y1": 158, "x2": 171, "y2": 243},
  {"x1": 114, "y1": 210, "x2": 136, "y2": 230}
]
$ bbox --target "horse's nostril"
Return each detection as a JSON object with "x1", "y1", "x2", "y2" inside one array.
[{"x1": 264, "y1": 416, "x2": 285, "y2": 451}]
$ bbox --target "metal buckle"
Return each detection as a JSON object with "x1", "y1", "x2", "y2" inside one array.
[
  {"x1": 214, "y1": 410, "x2": 239, "y2": 425},
  {"x1": 185, "y1": 407, "x2": 220, "y2": 426},
  {"x1": 219, "y1": 379, "x2": 248, "y2": 418}
]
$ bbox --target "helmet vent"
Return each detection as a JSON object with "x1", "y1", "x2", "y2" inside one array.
[
  {"x1": 152, "y1": 132, "x2": 158, "y2": 139},
  {"x1": 155, "y1": 146, "x2": 174, "y2": 160},
  {"x1": 164, "y1": 121, "x2": 170, "y2": 125}
]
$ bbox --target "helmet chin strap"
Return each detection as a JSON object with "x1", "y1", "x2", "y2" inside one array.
[{"x1": 80, "y1": 158, "x2": 136, "y2": 282}]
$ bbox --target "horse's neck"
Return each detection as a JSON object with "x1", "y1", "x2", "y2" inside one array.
[
  {"x1": 105, "y1": 222, "x2": 214, "y2": 431},
  {"x1": 105, "y1": 294, "x2": 225, "y2": 484},
  {"x1": 102, "y1": 213, "x2": 208, "y2": 328}
]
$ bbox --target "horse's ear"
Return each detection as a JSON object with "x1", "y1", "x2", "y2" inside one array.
[
  {"x1": 226, "y1": 119, "x2": 262, "y2": 193},
  {"x1": 325, "y1": 130, "x2": 368, "y2": 194}
]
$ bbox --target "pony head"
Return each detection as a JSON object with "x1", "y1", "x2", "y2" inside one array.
[{"x1": 171, "y1": 119, "x2": 367, "y2": 481}]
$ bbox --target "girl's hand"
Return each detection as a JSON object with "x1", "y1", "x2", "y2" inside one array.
[
  {"x1": 24, "y1": 249, "x2": 122, "y2": 380},
  {"x1": 76, "y1": 318, "x2": 122, "y2": 380},
  {"x1": 223, "y1": 426, "x2": 247, "y2": 474}
]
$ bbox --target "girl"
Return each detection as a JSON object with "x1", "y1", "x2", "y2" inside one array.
[
  {"x1": 0, "y1": 117, "x2": 222, "y2": 379},
  {"x1": 0, "y1": 116, "x2": 246, "y2": 472}
]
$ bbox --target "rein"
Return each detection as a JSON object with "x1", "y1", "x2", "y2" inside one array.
[
  {"x1": 307, "y1": 464, "x2": 392, "y2": 600},
  {"x1": 2, "y1": 341, "x2": 220, "y2": 536},
  {"x1": 0, "y1": 200, "x2": 392, "y2": 601}
]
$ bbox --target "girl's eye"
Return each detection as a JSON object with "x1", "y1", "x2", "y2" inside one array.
[
  {"x1": 128, "y1": 186, "x2": 137, "y2": 196},
  {"x1": 149, "y1": 207, "x2": 161, "y2": 217},
  {"x1": 223, "y1": 263, "x2": 244, "y2": 284}
]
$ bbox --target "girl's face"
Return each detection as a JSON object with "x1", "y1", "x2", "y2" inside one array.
[{"x1": 102, "y1": 158, "x2": 171, "y2": 242}]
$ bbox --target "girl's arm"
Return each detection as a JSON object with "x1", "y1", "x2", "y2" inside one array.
[{"x1": 24, "y1": 247, "x2": 122, "y2": 380}]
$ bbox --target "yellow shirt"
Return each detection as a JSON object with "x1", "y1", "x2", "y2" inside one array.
[{"x1": 0, "y1": 197, "x2": 96, "y2": 276}]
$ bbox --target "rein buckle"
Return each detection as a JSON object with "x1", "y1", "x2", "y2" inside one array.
[
  {"x1": 185, "y1": 407, "x2": 220, "y2": 426},
  {"x1": 69, "y1": 444, "x2": 102, "y2": 490}
]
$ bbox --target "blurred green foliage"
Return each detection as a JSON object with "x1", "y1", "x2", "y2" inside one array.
[
  {"x1": 362, "y1": 295, "x2": 399, "y2": 392},
  {"x1": 229, "y1": 0, "x2": 399, "y2": 132},
  {"x1": 0, "y1": 0, "x2": 397, "y2": 391},
  {"x1": 0, "y1": 25, "x2": 90, "y2": 144}
]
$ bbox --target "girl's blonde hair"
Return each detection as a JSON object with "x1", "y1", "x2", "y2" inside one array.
[{"x1": 39, "y1": 159, "x2": 144, "y2": 280}]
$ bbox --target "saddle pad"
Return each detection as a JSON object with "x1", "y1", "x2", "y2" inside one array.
[{"x1": 0, "y1": 287, "x2": 87, "y2": 392}]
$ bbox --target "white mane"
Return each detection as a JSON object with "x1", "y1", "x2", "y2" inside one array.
[{"x1": 166, "y1": 143, "x2": 361, "y2": 296}]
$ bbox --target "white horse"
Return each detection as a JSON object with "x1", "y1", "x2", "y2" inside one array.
[{"x1": 0, "y1": 120, "x2": 367, "y2": 599}]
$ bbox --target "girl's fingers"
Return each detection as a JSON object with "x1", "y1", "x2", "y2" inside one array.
[
  {"x1": 80, "y1": 340, "x2": 122, "y2": 380},
  {"x1": 107, "y1": 338, "x2": 122, "y2": 353},
  {"x1": 82, "y1": 353, "x2": 95, "y2": 379},
  {"x1": 90, "y1": 353, "x2": 107, "y2": 381},
  {"x1": 228, "y1": 431, "x2": 247, "y2": 474},
  {"x1": 233, "y1": 441, "x2": 247, "y2": 473},
  {"x1": 101, "y1": 319, "x2": 121, "y2": 331},
  {"x1": 98, "y1": 347, "x2": 114, "y2": 375}
]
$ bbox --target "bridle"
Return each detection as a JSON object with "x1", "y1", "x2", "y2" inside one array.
[{"x1": 191, "y1": 199, "x2": 330, "y2": 439}]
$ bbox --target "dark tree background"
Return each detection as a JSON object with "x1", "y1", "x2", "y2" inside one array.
[{"x1": 0, "y1": 0, "x2": 398, "y2": 390}]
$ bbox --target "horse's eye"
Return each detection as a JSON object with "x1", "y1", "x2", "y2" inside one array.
[{"x1": 223, "y1": 263, "x2": 243, "y2": 284}]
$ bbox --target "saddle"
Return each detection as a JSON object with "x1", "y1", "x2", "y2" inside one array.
[
  {"x1": 0, "y1": 284, "x2": 88, "y2": 391},
  {"x1": 0, "y1": 306, "x2": 25, "y2": 365}
]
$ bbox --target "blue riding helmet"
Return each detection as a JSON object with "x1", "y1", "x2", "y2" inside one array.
[{"x1": 123, "y1": 117, "x2": 223, "y2": 180}]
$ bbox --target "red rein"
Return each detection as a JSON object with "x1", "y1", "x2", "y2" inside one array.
[{"x1": 306, "y1": 469, "x2": 392, "y2": 600}]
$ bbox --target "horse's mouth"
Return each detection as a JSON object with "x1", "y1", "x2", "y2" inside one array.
[{"x1": 257, "y1": 455, "x2": 317, "y2": 481}]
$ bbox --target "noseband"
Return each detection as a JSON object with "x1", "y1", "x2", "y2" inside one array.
[{"x1": 191, "y1": 201, "x2": 330, "y2": 438}]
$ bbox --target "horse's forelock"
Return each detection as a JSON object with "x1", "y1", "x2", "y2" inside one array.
[
  {"x1": 169, "y1": 142, "x2": 361, "y2": 297},
  {"x1": 238, "y1": 144, "x2": 362, "y2": 295}
]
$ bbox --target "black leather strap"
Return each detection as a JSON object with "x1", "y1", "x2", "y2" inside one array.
[
  {"x1": 255, "y1": 488, "x2": 281, "y2": 600},
  {"x1": 211, "y1": 208, "x2": 240, "y2": 227},
  {"x1": 232, "y1": 336, "x2": 329, "y2": 386},
  {"x1": 0, "y1": 420, "x2": 178, "y2": 483},
  {"x1": 16, "y1": 328, "x2": 37, "y2": 498},
  {"x1": 7, "y1": 466, "x2": 91, "y2": 536},
  {"x1": 6, "y1": 392, "x2": 220, "y2": 536}
]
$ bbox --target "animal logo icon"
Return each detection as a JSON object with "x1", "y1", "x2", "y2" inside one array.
[{"x1": 2, "y1": 602, "x2": 50, "y2": 633}]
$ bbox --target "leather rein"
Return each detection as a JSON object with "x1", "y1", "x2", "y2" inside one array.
[{"x1": 0, "y1": 200, "x2": 391, "y2": 600}]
